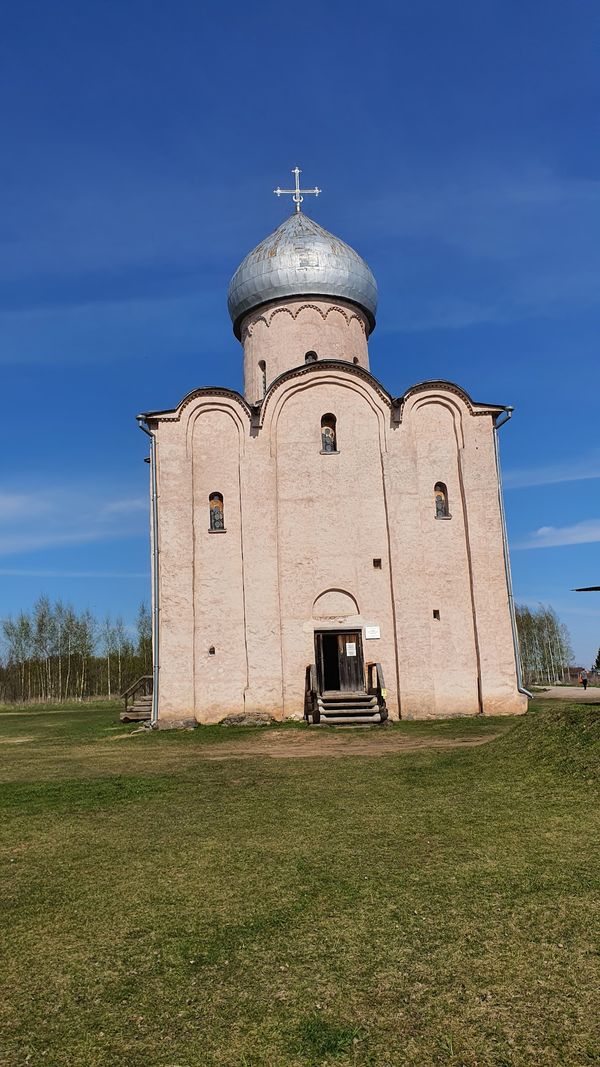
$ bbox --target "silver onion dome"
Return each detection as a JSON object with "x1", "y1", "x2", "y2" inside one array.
[{"x1": 227, "y1": 213, "x2": 378, "y2": 339}]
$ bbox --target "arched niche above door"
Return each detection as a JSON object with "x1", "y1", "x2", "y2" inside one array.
[{"x1": 312, "y1": 589, "x2": 359, "y2": 618}]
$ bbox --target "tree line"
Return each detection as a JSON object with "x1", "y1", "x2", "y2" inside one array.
[
  {"x1": 0, "y1": 595, "x2": 581, "y2": 703},
  {"x1": 515, "y1": 603, "x2": 575, "y2": 686},
  {"x1": 0, "y1": 597, "x2": 152, "y2": 704}
]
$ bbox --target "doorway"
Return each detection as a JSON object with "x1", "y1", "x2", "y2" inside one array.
[{"x1": 315, "y1": 630, "x2": 364, "y2": 693}]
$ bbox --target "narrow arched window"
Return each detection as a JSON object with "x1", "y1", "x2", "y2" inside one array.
[
  {"x1": 434, "y1": 482, "x2": 450, "y2": 519},
  {"x1": 321, "y1": 413, "x2": 337, "y2": 453},
  {"x1": 209, "y1": 492, "x2": 225, "y2": 531},
  {"x1": 258, "y1": 360, "x2": 267, "y2": 396},
  {"x1": 305, "y1": 351, "x2": 318, "y2": 363}
]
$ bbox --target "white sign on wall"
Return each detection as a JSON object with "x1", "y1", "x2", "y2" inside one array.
[
  {"x1": 365, "y1": 626, "x2": 381, "y2": 640},
  {"x1": 346, "y1": 643, "x2": 357, "y2": 657}
]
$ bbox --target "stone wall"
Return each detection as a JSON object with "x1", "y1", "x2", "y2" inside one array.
[{"x1": 151, "y1": 364, "x2": 527, "y2": 723}]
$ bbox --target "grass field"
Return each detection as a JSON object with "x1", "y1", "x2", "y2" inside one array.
[{"x1": 0, "y1": 701, "x2": 599, "y2": 1066}]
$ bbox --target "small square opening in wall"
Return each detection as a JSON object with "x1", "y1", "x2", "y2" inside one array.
[
  {"x1": 433, "y1": 610, "x2": 440, "y2": 621},
  {"x1": 373, "y1": 558, "x2": 382, "y2": 569}
]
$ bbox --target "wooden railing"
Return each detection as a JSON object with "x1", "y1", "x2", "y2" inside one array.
[
  {"x1": 304, "y1": 664, "x2": 320, "y2": 724},
  {"x1": 366, "y1": 662, "x2": 387, "y2": 712},
  {"x1": 121, "y1": 674, "x2": 153, "y2": 716}
]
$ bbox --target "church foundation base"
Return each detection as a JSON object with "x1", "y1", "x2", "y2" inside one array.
[
  {"x1": 219, "y1": 712, "x2": 276, "y2": 727},
  {"x1": 157, "y1": 718, "x2": 196, "y2": 730},
  {"x1": 481, "y1": 695, "x2": 529, "y2": 716}
]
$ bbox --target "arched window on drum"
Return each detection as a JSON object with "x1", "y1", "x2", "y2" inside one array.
[
  {"x1": 258, "y1": 360, "x2": 267, "y2": 396},
  {"x1": 434, "y1": 482, "x2": 450, "y2": 519},
  {"x1": 320, "y1": 413, "x2": 338, "y2": 453},
  {"x1": 209, "y1": 492, "x2": 225, "y2": 531}
]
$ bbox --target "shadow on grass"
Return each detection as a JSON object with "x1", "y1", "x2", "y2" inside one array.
[
  {"x1": 296, "y1": 1014, "x2": 366, "y2": 1062},
  {"x1": 0, "y1": 774, "x2": 174, "y2": 813}
]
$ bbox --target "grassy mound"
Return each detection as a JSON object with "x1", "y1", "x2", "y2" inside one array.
[
  {"x1": 492, "y1": 700, "x2": 600, "y2": 781},
  {"x1": 1, "y1": 700, "x2": 599, "y2": 1065}
]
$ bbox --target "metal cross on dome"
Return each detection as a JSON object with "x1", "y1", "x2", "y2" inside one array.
[{"x1": 274, "y1": 167, "x2": 321, "y2": 213}]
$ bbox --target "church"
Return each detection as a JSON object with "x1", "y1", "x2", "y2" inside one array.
[{"x1": 137, "y1": 170, "x2": 529, "y2": 725}]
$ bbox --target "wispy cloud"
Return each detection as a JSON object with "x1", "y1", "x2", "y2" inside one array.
[
  {"x1": 0, "y1": 569, "x2": 148, "y2": 578},
  {"x1": 0, "y1": 486, "x2": 148, "y2": 558},
  {"x1": 1, "y1": 163, "x2": 250, "y2": 291},
  {"x1": 504, "y1": 450, "x2": 600, "y2": 489},
  {"x1": 0, "y1": 530, "x2": 110, "y2": 556},
  {"x1": 515, "y1": 519, "x2": 600, "y2": 550},
  {"x1": 370, "y1": 171, "x2": 600, "y2": 262},
  {"x1": 364, "y1": 168, "x2": 600, "y2": 331},
  {"x1": 514, "y1": 595, "x2": 600, "y2": 618},
  {"x1": 100, "y1": 497, "x2": 148, "y2": 517},
  {"x1": 0, "y1": 492, "x2": 53, "y2": 520},
  {"x1": 0, "y1": 292, "x2": 224, "y2": 366}
]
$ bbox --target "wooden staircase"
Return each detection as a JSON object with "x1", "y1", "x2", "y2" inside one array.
[
  {"x1": 121, "y1": 675, "x2": 153, "y2": 722},
  {"x1": 305, "y1": 662, "x2": 388, "y2": 725},
  {"x1": 317, "y1": 691, "x2": 385, "y2": 724}
]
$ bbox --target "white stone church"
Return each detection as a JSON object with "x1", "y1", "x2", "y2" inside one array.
[{"x1": 137, "y1": 173, "x2": 528, "y2": 725}]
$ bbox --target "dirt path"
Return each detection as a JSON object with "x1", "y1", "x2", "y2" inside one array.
[
  {"x1": 536, "y1": 685, "x2": 600, "y2": 703},
  {"x1": 184, "y1": 731, "x2": 499, "y2": 760}
]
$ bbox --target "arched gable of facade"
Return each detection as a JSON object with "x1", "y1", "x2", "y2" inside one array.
[
  {"x1": 258, "y1": 361, "x2": 393, "y2": 459},
  {"x1": 184, "y1": 399, "x2": 249, "y2": 460},
  {"x1": 406, "y1": 391, "x2": 468, "y2": 451},
  {"x1": 397, "y1": 380, "x2": 505, "y2": 424}
]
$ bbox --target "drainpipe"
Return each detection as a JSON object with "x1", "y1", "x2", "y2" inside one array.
[
  {"x1": 137, "y1": 415, "x2": 160, "y2": 725},
  {"x1": 494, "y1": 407, "x2": 532, "y2": 699}
]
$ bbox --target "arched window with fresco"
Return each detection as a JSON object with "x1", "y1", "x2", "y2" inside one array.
[
  {"x1": 209, "y1": 492, "x2": 225, "y2": 531},
  {"x1": 434, "y1": 482, "x2": 450, "y2": 519},
  {"x1": 320, "y1": 413, "x2": 337, "y2": 453}
]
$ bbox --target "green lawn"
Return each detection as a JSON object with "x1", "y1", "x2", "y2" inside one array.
[{"x1": 0, "y1": 702, "x2": 598, "y2": 1066}]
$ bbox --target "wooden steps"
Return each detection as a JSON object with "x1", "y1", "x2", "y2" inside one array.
[
  {"x1": 308, "y1": 691, "x2": 387, "y2": 726},
  {"x1": 121, "y1": 704, "x2": 152, "y2": 723},
  {"x1": 120, "y1": 678, "x2": 152, "y2": 722}
]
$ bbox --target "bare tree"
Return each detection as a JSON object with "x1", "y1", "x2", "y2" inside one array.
[
  {"x1": 516, "y1": 603, "x2": 575, "y2": 686},
  {"x1": 137, "y1": 603, "x2": 152, "y2": 673},
  {"x1": 0, "y1": 600, "x2": 154, "y2": 703},
  {"x1": 113, "y1": 616, "x2": 127, "y2": 694},
  {"x1": 100, "y1": 616, "x2": 117, "y2": 698}
]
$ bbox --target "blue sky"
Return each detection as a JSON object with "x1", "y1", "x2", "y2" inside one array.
[{"x1": 1, "y1": 0, "x2": 599, "y2": 664}]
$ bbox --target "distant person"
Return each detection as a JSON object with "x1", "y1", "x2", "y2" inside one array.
[{"x1": 581, "y1": 669, "x2": 588, "y2": 691}]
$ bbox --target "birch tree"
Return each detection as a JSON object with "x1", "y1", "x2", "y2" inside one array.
[
  {"x1": 515, "y1": 603, "x2": 574, "y2": 686},
  {"x1": 0, "y1": 600, "x2": 153, "y2": 703}
]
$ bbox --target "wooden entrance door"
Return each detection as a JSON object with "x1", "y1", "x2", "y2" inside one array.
[{"x1": 315, "y1": 631, "x2": 364, "y2": 693}]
